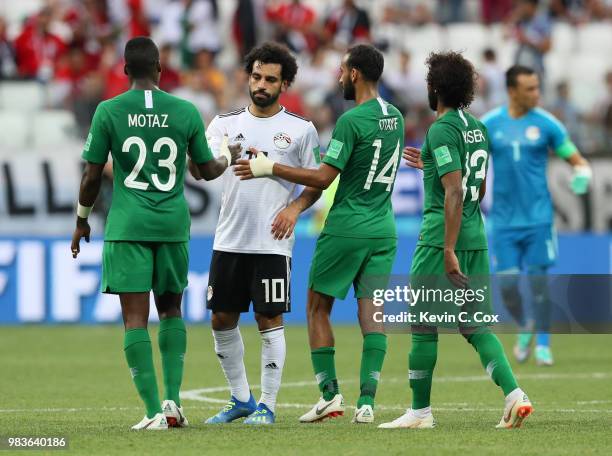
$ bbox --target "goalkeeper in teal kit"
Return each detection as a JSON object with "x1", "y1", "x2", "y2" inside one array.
[{"x1": 481, "y1": 65, "x2": 592, "y2": 366}]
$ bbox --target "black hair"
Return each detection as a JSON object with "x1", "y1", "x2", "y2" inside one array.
[
  {"x1": 483, "y1": 48, "x2": 496, "y2": 61},
  {"x1": 426, "y1": 51, "x2": 476, "y2": 109},
  {"x1": 124, "y1": 36, "x2": 159, "y2": 79},
  {"x1": 346, "y1": 44, "x2": 384, "y2": 82},
  {"x1": 244, "y1": 42, "x2": 298, "y2": 86},
  {"x1": 506, "y1": 64, "x2": 536, "y2": 88}
]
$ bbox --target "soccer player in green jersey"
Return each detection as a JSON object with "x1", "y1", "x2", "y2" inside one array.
[
  {"x1": 235, "y1": 44, "x2": 404, "y2": 424},
  {"x1": 70, "y1": 37, "x2": 238, "y2": 430},
  {"x1": 379, "y1": 52, "x2": 533, "y2": 429}
]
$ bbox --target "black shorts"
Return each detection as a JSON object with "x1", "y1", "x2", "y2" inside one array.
[{"x1": 207, "y1": 250, "x2": 291, "y2": 314}]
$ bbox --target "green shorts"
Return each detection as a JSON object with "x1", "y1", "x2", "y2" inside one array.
[
  {"x1": 409, "y1": 246, "x2": 492, "y2": 328},
  {"x1": 101, "y1": 241, "x2": 188, "y2": 295},
  {"x1": 309, "y1": 234, "x2": 397, "y2": 299}
]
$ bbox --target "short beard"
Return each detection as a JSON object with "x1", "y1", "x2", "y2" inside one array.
[
  {"x1": 428, "y1": 89, "x2": 438, "y2": 111},
  {"x1": 250, "y1": 89, "x2": 279, "y2": 108},
  {"x1": 342, "y1": 79, "x2": 356, "y2": 100}
]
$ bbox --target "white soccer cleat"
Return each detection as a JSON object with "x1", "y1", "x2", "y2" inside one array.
[
  {"x1": 299, "y1": 394, "x2": 345, "y2": 423},
  {"x1": 496, "y1": 392, "x2": 533, "y2": 429},
  {"x1": 162, "y1": 400, "x2": 189, "y2": 428},
  {"x1": 352, "y1": 404, "x2": 374, "y2": 424},
  {"x1": 131, "y1": 413, "x2": 168, "y2": 430},
  {"x1": 378, "y1": 409, "x2": 435, "y2": 429}
]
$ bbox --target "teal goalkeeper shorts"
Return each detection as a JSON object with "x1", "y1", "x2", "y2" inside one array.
[
  {"x1": 101, "y1": 241, "x2": 188, "y2": 295},
  {"x1": 308, "y1": 234, "x2": 397, "y2": 299}
]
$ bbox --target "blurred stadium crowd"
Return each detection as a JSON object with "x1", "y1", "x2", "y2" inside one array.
[{"x1": 0, "y1": 0, "x2": 610, "y2": 153}]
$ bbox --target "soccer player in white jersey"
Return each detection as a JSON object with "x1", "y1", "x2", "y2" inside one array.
[{"x1": 190, "y1": 42, "x2": 322, "y2": 425}]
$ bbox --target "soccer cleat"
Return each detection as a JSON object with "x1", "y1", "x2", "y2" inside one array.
[
  {"x1": 162, "y1": 400, "x2": 189, "y2": 428},
  {"x1": 244, "y1": 403, "x2": 275, "y2": 425},
  {"x1": 299, "y1": 394, "x2": 345, "y2": 423},
  {"x1": 535, "y1": 345, "x2": 554, "y2": 366},
  {"x1": 352, "y1": 404, "x2": 374, "y2": 424},
  {"x1": 131, "y1": 413, "x2": 168, "y2": 430},
  {"x1": 378, "y1": 409, "x2": 435, "y2": 429},
  {"x1": 513, "y1": 332, "x2": 533, "y2": 363},
  {"x1": 496, "y1": 392, "x2": 533, "y2": 429},
  {"x1": 205, "y1": 394, "x2": 257, "y2": 424}
]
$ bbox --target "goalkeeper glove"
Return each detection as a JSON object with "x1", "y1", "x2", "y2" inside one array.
[{"x1": 570, "y1": 165, "x2": 592, "y2": 195}]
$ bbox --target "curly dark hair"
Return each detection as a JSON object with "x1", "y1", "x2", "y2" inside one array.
[
  {"x1": 346, "y1": 44, "x2": 384, "y2": 82},
  {"x1": 244, "y1": 42, "x2": 298, "y2": 86},
  {"x1": 426, "y1": 51, "x2": 476, "y2": 109}
]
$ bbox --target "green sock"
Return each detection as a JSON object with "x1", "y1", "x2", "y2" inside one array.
[
  {"x1": 467, "y1": 330, "x2": 518, "y2": 395},
  {"x1": 311, "y1": 347, "x2": 339, "y2": 401},
  {"x1": 357, "y1": 333, "x2": 387, "y2": 408},
  {"x1": 409, "y1": 333, "x2": 438, "y2": 409},
  {"x1": 158, "y1": 317, "x2": 186, "y2": 407},
  {"x1": 124, "y1": 328, "x2": 162, "y2": 419}
]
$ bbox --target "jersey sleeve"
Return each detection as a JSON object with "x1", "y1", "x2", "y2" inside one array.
[
  {"x1": 428, "y1": 122, "x2": 462, "y2": 177},
  {"x1": 322, "y1": 113, "x2": 356, "y2": 171},
  {"x1": 205, "y1": 115, "x2": 225, "y2": 159},
  {"x1": 298, "y1": 122, "x2": 321, "y2": 170},
  {"x1": 81, "y1": 104, "x2": 110, "y2": 164},
  {"x1": 544, "y1": 113, "x2": 578, "y2": 159},
  {"x1": 188, "y1": 104, "x2": 214, "y2": 164}
]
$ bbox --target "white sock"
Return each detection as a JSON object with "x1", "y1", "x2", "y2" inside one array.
[
  {"x1": 258, "y1": 326, "x2": 286, "y2": 413},
  {"x1": 505, "y1": 387, "x2": 524, "y2": 407},
  {"x1": 412, "y1": 406, "x2": 432, "y2": 418},
  {"x1": 212, "y1": 326, "x2": 250, "y2": 403}
]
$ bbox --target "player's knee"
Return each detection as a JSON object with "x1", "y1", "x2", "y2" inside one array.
[
  {"x1": 211, "y1": 312, "x2": 239, "y2": 331},
  {"x1": 255, "y1": 311, "x2": 283, "y2": 329}
]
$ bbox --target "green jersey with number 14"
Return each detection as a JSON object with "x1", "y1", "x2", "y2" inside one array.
[
  {"x1": 322, "y1": 97, "x2": 404, "y2": 238},
  {"x1": 82, "y1": 89, "x2": 214, "y2": 242},
  {"x1": 418, "y1": 109, "x2": 489, "y2": 251}
]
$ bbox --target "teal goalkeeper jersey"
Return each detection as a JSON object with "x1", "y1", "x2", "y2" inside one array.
[{"x1": 82, "y1": 89, "x2": 214, "y2": 242}]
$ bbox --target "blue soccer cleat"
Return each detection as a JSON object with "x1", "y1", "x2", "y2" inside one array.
[
  {"x1": 205, "y1": 394, "x2": 257, "y2": 424},
  {"x1": 244, "y1": 403, "x2": 275, "y2": 425}
]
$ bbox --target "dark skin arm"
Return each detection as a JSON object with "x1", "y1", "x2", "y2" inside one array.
[
  {"x1": 441, "y1": 170, "x2": 468, "y2": 288},
  {"x1": 234, "y1": 149, "x2": 340, "y2": 190},
  {"x1": 189, "y1": 143, "x2": 242, "y2": 181},
  {"x1": 271, "y1": 187, "x2": 322, "y2": 239},
  {"x1": 479, "y1": 177, "x2": 487, "y2": 202},
  {"x1": 71, "y1": 162, "x2": 105, "y2": 258}
]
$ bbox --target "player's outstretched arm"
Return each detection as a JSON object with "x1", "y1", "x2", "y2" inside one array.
[
  {"x1": 192, "y1": 137, "x2": 242, "y2": 181},
  {"x1": 234, "y1": 148, "x2": 339, "y2": 190},
  {"x1": 71, "y1": 162, "x2": 105, "y2": 259},
  {"x1": 441, "y1": 170, "x2": 468, "y2": 289}
]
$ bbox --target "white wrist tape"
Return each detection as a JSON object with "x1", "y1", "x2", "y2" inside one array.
[
  {"x1": 572, "y1": 164, "x2": 592, "y2": 179},
  {"x1": 219, "y1": 135, "x2": 232, "y2": 165},
  {"x1": 77, "y1": 203, "x2": 93, "y2": 218},
  {"x1": 250, "y1": 153, "x2": 275, "y2": 177}
]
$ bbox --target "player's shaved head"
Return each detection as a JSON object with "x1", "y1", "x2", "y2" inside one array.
[
  {"x1": 425, "y1": 51, "x2": 476, "y2": 111},
  {"x1": 124, "y1": 36, "x2": 161, "y2": 81}
]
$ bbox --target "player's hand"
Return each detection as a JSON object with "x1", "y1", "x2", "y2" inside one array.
[
  {"x1": 570, "y1": 165, "x2": 592, "y2": 195},
  {"x1": 403, "y1": 147, "x2": 423, "y2": 170},
  {"x1": 227, "y1": 142, "x2": 242, "y2": 165},
  {"x1": 444, "y1": 249, "x2": 468, "y2": 289},
  {"x1": 71, "y1": 217, "x2": 91, "y2": 259},
  {"x1": 234, "y1": 148, "x2": 274, "y2": 179},
  {"x1": 271, "y1": 205, "x2": 300, "y2": 240}
]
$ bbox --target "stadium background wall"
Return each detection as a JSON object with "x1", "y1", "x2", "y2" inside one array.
[{"x1": 0, "y1": 234, "x2": 610, "y2": 325}]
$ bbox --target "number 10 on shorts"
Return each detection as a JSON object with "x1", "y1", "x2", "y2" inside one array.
[{"x1": 261, "y1": 279, "x2": 285, "y2": 303}]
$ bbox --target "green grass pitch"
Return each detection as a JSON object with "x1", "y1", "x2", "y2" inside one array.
[{"x1": 1, "y1": 326, "x2": 611, "y2": 455}]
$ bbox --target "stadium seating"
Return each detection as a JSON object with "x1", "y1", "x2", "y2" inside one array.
[
  {"x1": 0, "y1": 81, "x2": 45, "y2": 112},
  {"x1": 0, "y1": 111, "x2": 29, "y2": 148},
  {"x1": 32, "y1": 110, "x2": 78, "y2": 147}
]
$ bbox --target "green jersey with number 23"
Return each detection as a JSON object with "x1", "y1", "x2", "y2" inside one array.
[
  {"x1": 322, "y1": 97, "x2": 404, "y2": 238},
  {"x1": 418, "y1": 109, "x2": 489, "y2": 251},
  {"x1": 82, "y1": 89, "x2": 214, "y2": 242}
]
